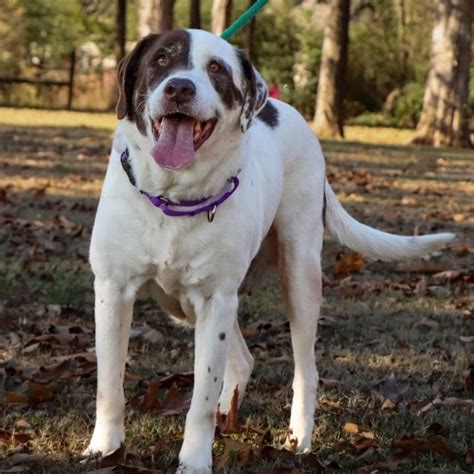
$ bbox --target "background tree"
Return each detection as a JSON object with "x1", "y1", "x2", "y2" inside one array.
[
  {"x1": 313, "y1": 0, "x2": 350, "y2": 138},
  {"x1": 411, "y1": 0, "x2": 472, "y2": 148},
  {"x1": 189, "y1": 0, "x2": 201, "y2": 29},
  {"x1": 137, "y1": 0, "x2": 175, "y2": 37},
  {"x1": 211, "y1": 0, "x2": 233, "y2": 35}
]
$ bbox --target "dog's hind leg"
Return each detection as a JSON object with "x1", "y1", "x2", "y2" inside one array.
[
  {"x1": 218, "y1": 321, "x2": 254, "y2": 412},
  {"x1": 83, "y1": 278, "x2": 135, "y2": 457},
  {"x1": 276, "y1": 197, "x2": 324, "y2": 453}
]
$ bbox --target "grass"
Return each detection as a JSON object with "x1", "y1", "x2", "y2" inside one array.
[{"x1": 0, "y1": 107, "x2": 473, "y2": 473}]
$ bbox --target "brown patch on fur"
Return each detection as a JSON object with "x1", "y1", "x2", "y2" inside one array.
[
  {"x1": 207, "y1": 58, "x2": 243, "y2": 109},
  {"x1": 116, "y1": 30, "x2": 192, "y2": 135}
]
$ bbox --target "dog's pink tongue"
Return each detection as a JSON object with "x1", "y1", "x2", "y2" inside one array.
[{"x1": 151, "y1": 116, "x2": 195, "y2": 170}]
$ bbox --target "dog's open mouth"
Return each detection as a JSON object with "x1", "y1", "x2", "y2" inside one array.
[{"x1": 151, "y1": 113, "x2": 217, "y2": 171}]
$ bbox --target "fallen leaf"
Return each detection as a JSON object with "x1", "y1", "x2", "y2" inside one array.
[
  {"x1": 159, "y1": 383, "x2": 191, "y2": 416},
  {"x1": 343, "y1": 422, "x2": 359, "y2": 434},
  {"x1": 460, "y1": 335, "x2": 474, "y2": 343},
  {"x1": 466, "y1": 450, "x2": 474, "y2": 465},
  {"x1": 320, "y1": 378, "x2": 343, "y2": 389},
  {"x1": 333, "y1": 251, "x2": 365, "y2": 278},
  {"x1": 462, "y1": 365, "x2": 474, "y2": 392},
  {"x1": 214, "y1": 438, "x2": 254, "y2": 469},
  {"x1": 216, "y1": 386, "x2": 242, "y2": 434},
  {"x1": 392, "y1": 435, "x2": 456, "y2": 459},
  {"x1": 6, "y1": 453, "x2": 45, "y2": 465}
]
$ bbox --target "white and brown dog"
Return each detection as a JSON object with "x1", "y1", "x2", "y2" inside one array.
[{"x1": 84, "y1": 29, "x2": 454, "y2": 473}]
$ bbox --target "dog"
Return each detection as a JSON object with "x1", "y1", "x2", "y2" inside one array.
[{"x1": 84, "y1": 29, "x2": 454, "y2": 473}]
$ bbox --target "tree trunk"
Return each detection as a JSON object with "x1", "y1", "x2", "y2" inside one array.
[
  {"x1": 313, "y1": 0, "x2": 350, "y2": 138},
  {"x1": 212, "y1": 0, "x2": 233, "y2": 35},
  {"x1": 157, "y1": 0, "x2": 175, "y2": 32},
  {"x1": 412, "y1": 0, "x2": 472, "y2": 148},
  {"x1": 190, "y1": 0, "x2": 201, "y2": 29},
  {"x1": 137, "y1": 0, "x2": 175, "y2": 37},
  {"x1": 244, "y1": 0, "x2": 256, "y2": 60},
  {"x1": 137, "y1": 0, "x2": 153, "y2": 38},
  {"x1": 110, "y1": 0, "x2": 126, "y2": 110}
]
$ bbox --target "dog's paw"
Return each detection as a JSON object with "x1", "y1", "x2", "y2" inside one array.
[
  {"x1": 283, "y1": 431, "x2": 312, "y2": 454},
  {"x1": 82, "y1": 424, "x2": 124, "y2": 458},
  {"x1": 176, "y1": 464, "x2": 211, "y2": 474}
]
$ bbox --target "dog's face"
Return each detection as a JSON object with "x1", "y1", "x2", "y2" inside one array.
[{"x1": 117, "y1": 29, "x2": 267, "y2": 171}]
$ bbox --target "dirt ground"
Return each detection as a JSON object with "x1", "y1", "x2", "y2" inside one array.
[{"x1": 0, "y1": 108, "x2": 473, "y2": 473}]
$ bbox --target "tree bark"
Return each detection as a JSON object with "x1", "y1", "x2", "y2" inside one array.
[
  {"x1": 244, "y1": 0, "x2": 256, "y2": 60},
  {"x1": 137, "y1": 0, "x2": 175, "y2": 37},
  {"x1": 110, "y1": 0, "x2": 126, "y2": 110},
  {"x1": 138, "y1": 0, "x2": 154, "y2": 38},
  {"x1": 157, "y1": 0, "x2": 175, "y2": 32},
  {"x1": 313, "y1": 0, "x2": 350, "y2": 138},
  {"x1": 190, "y1": 0, "x2": 201, "y2": 29},
  {"x1": 412, "y1": 0, "x2": 472, "y2": 148},
  {"x1": 211, "y1": 0, "x2": 233, "y2": 35}
]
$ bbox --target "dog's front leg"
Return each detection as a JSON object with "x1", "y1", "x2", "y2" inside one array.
[
  {"x1": 84, "y1": 278, "x2": 135, "y2": 456},
  {"x1": 178, "y1": 291, "x2": 238, "y2": 474}
]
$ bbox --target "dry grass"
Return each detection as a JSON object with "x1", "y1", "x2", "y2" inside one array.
[{"x1": 0, "y1": 108, "x2": 473, "y2": 473}]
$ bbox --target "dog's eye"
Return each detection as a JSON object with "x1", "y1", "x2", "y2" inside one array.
[
  {"x1": 208, "y1": 60, "x2": 221, "y2": 73},
  {"x1": 157, "y1": 54, "x2": 168, "y2": 67}
]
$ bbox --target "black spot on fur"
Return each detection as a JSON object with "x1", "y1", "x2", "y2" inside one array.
[
  {"x1": 257, "y1": 101, "x2": 279, "y2": 128},
  {"x1": 219, "y1": 332, "x2": 226, "y2": 341},
  {"x1": 214, "y1": 377, "x2": 218, "y2": 382},
  {"x1": 208, "y1": 366, "x2": 211, "y2": 373}
]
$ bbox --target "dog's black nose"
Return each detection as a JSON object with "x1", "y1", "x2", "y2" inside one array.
[{"x1": 164, "y1": 78, "x2": 196, "y2": 104}]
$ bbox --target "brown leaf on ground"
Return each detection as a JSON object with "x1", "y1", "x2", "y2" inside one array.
[
  {"x1": 133, "y1": 379, "x2": 161, "y2": 413},
  {"x1": 392, "y1": 435, "x2": 456, "y2": 459},
  {"x1": 320, "y1": 378, "x2": 343, "y2": 389},
  {"x1": 131, "y1": 380, "x2": 190, "y2": 416},
  {"x1": 29, "y1": 360, "x2": 72, "y2": 383},
  {"x1": 0, "y1": 429, "x2": 33, "y2": 446},
  {"x1": 412, "y1": 423, "x2": 446, "y2": 438},
  {"x1": 418, "y1": 396, "x2": 474, "y2": 414},
  {"x1": 5, "y1": 453, "x2": 46, "y2": 465},
  {"x1": 260, "y1": 446, "x2": 326, "y2": 470},
  {"x1": 333, "y1": 251, "x2": 365, "y2": 278},
  {"x1": 159, "y1": 371, "x2": 193, "y2": 389},
  {"x1": 90, "y1": 444, "x2": 164, "y2": 473},
  {"x1": 466, "y1": 450, "x2": 474, "y2": 465},
  {"x1": 159, "y1": 383, "x2": 191, "y2": 416},
  {"x1": 372, "y1": 372, "x2": 400, "y2": 407},
  {"x1": 216, "y1": 386, "x2": 242, "y2": 435},
  {"x1": 462, "y1": 365, "x2": 474, "y2": 392},
  {"x1": 343, "y1": 422, "x2": 359, "y2": 434},
  {"x1": 214, "y1": 438, "x2": 254, "y2": 470},
  {"x1": 356, "y1": 451, "x2": 417, "y2": 473},
  {"x1": 2, "y1": 381, "x2": 54, "y2": 406}
]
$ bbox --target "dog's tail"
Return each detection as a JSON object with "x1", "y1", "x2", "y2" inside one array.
[{"x1": 324, "y1": 180, "x2": 455, "y2": 261}]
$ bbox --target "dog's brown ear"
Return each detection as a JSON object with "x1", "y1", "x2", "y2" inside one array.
[
  {"x1": 116, "y1": 34, "x2": 160, "y2": 120},
  {"x1": 237, "y1": 50, "x2": 268, "y2": 132}
]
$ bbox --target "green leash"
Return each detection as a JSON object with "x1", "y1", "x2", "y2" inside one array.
[{"x1": 220, "y1": 0, "x2": 269, "y2": 40}]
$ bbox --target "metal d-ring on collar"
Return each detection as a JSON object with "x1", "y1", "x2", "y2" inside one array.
[{"x1": 120, "y1": 148, "x2": 240, "y2": 222}]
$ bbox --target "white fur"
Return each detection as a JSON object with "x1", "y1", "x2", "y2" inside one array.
[{"x1": 85, "y1": 30, "x2": 454, "y2": 473}]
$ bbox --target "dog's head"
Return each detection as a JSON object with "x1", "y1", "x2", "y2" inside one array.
[{"x1": 117, "y1": 29, "x2": 267, "y2": 171}]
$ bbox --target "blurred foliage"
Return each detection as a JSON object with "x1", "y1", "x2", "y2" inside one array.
[{"x1": 0, "y1": 0, "x2": 472, "y2": 126}]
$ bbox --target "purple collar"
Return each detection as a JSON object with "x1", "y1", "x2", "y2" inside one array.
[{"x1": 120, "y1": 149, "x2": 239, "y2": 222}]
